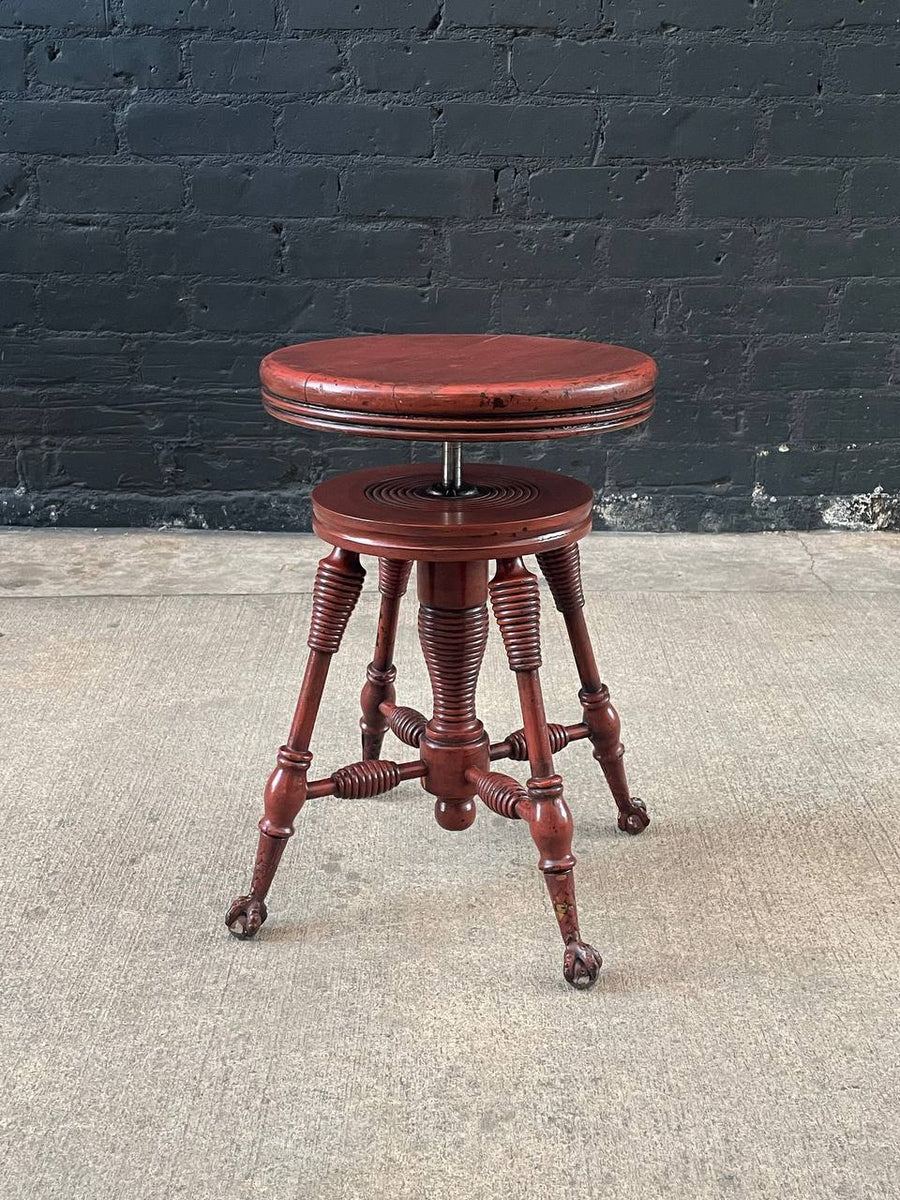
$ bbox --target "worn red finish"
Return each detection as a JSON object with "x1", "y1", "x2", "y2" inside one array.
[
  {"x1": 227, "y1": 334, "x2": 655, "y2": 990},
  {"x1": 261, "y1": 333, "x2": 657, "y2": 441},
  {"x1": 359, "y1": 557, "x2": 412, "y2": 761},
  {"x1": 312, "y1": 463, "x2": 594, "y2": 560},
  {"x1": 486, "y1": 556, "x2": 601, "y2": 988},
  {"x1": 226, "y1": 546, "x2": 365, "y2": 938},
  {"x1": 537, "y1": 543, "x2": 649, "y2": 834}
]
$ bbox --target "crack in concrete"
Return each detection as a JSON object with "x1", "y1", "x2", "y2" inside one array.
[{"x1": 796, "y1": 533, "x2": 833, "y2": 593}]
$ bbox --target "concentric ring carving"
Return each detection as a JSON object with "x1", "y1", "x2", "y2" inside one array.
[
  {"x1": 312, "y1": 463, "x2": 595, "y2": 561},
  {"x1": 364, "y1": 474, "x2": 540, "y2": 509}
]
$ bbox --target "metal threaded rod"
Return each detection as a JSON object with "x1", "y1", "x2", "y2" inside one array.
[
  {"x1": 442, "y1": 441, "x2": 463, "y2": 493},
  {"x1": 424, "y1": 441, "x2": 480, "y2": 498}
]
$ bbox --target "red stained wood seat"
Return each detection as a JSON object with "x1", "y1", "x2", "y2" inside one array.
[{"x1": 261, "y1": 333, "x2": 657, "y2": 441}]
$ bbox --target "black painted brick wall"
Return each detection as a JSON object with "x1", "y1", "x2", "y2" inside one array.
[{"x1": 1, "y1": 0, "x2": 899, "y2": 532}]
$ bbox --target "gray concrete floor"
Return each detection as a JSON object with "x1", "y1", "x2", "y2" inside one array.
[{"x1": 1, "y1": 529, "x2": 898, "y2": 1200}]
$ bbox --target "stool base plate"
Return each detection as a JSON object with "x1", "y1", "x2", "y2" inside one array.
[{"x1": 313, "y1": 463, "x2": 594, "y2": 561}]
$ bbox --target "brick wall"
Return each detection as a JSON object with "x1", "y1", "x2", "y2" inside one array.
[{"x1": 1, "y1": 0, "x2": 898, "y2": 532}]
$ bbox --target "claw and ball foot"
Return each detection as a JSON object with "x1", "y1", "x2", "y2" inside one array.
[
  {"x1": 563, "y1": 938, "x2": 602, "y2": 990},
  {"x1": 226, "y1": 895, "x2": 268, "y2": 938},
  {"x1": 618, "y1": 796, "x2": 650, "y2": 835},
  {"x1": 544, "y1": 863, "x2": 602, "y2": 992},
  {"x1": 225, "y1": 826, "x2": 289, "y2": 938}
]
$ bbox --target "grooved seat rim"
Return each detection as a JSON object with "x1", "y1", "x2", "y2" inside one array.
[
  {"x1": 261, "y1": 384, "x2": 656, "y2": 441},
  {"x1": 260, "y1": 334, "x2": 658, "y2": 441}
]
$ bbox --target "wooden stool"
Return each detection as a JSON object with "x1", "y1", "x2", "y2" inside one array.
[{"x1": 226, "y1": 334, "x2": 657, "y2": 989}]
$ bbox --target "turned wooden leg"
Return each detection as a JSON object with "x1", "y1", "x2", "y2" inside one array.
[
  {"x1": 417, "y1": 560, "x2": 490, "y2": 832},
  {"x1": 360, "y1": 558, "x2": 412, "y2": 760},
  {"x1": 489, "y1": 557, "x2": 601, "y2": 989},
  {"x1": 536, "y1": 542, "x2": 649, "y2": 835},
  {"x1": 226, "y1": 545, "x2": 365, "y2": 938}
]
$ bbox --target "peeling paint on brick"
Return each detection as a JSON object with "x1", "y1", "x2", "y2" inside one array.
[{"x1": 821, "y1": 487, "x2": 900, "y2": 532}]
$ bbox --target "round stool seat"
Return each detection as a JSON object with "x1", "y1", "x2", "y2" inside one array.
[
  {"x1": 262, "y1": 334, "x2": 656, "y2": 441},
  {"x1": 312, "y1": 463, "x2": 593, "y2": 560}
]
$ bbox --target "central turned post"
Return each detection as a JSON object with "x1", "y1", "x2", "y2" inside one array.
[{"x1": 417, "y1": 560, "x2": 491, "y2": 831}]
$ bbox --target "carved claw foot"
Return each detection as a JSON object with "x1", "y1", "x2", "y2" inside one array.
[
  {"x1": 563, "y1": 939, "x2": 602, "y2": 990},
  {"x1": 617, "y1": 797, "x2": 650, "y2": 835},
  {"x1": 225, "y1": 895, "x2": 268, "y2": 939}
]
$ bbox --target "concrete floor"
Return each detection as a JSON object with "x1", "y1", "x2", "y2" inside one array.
[{"x1": 0, "y1": 529, "x2": 898, "y2": 1200}]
